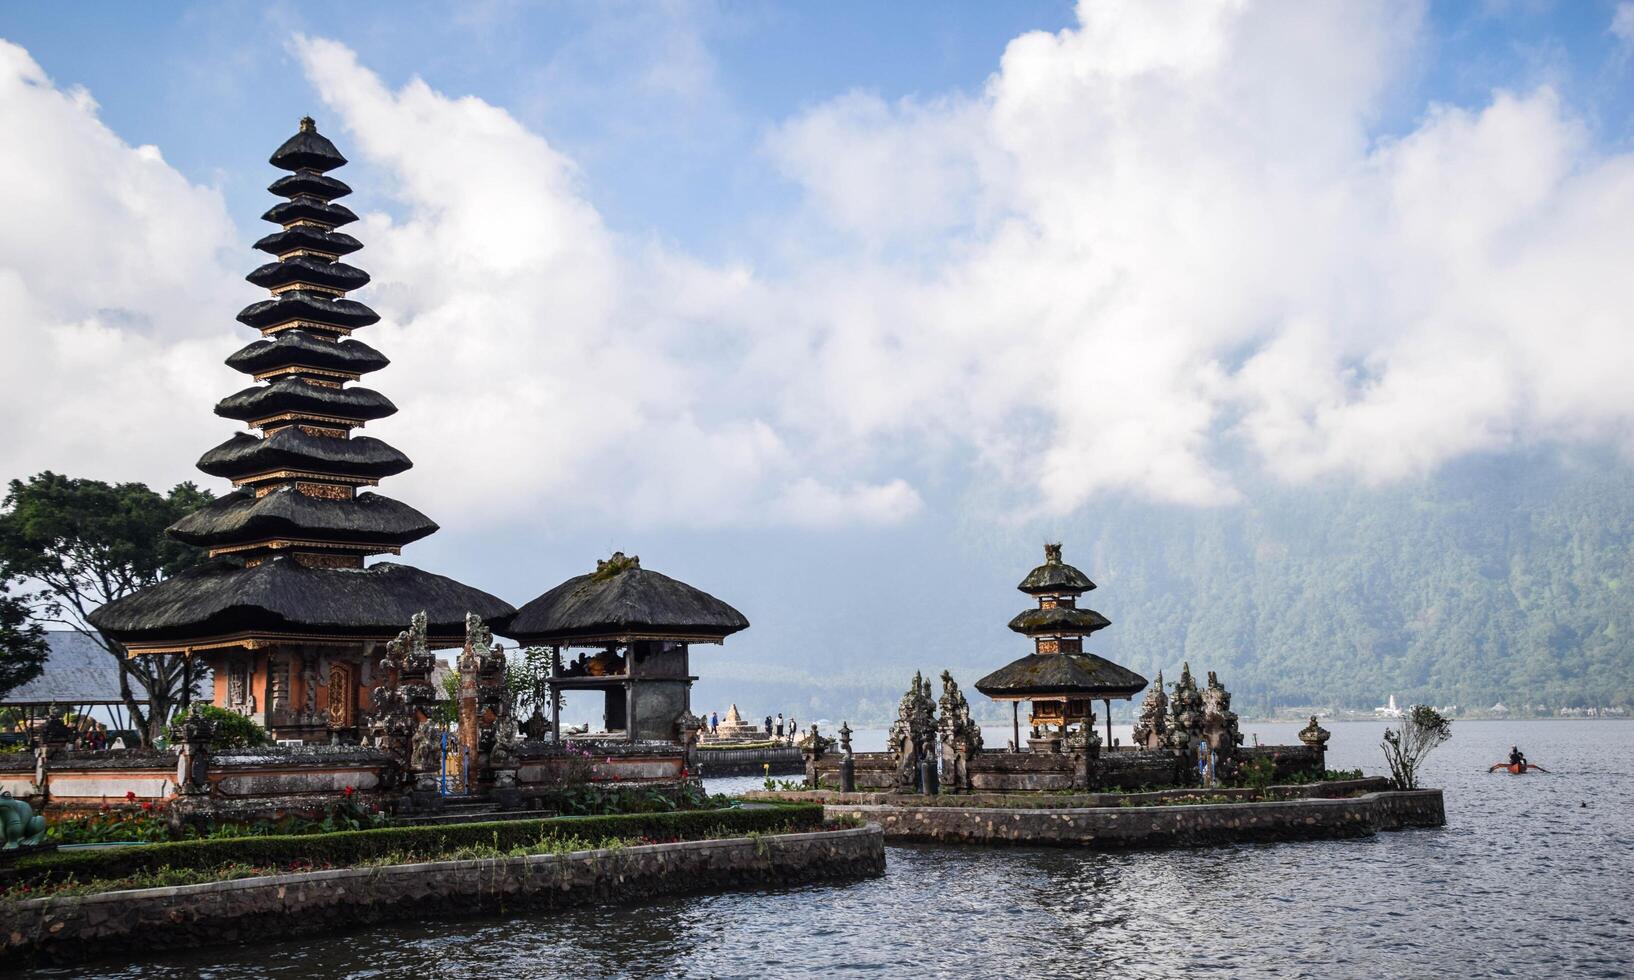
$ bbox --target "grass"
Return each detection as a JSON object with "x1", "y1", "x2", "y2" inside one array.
[
  {"x1": 1, "y1": 803, "x2": 826, "y2": 899},
  {"x1": 3, "y1": 811, "x2": 859, "y2": 903}
]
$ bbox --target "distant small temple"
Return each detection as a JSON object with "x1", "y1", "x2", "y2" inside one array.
[
  {"x1": 89, "y1": 118, "x2": 513, "y2": 742},
  {"x1": 800, "y1": 541, "x2": 1332, "y2": 794}
]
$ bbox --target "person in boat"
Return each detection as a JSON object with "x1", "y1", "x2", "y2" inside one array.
[{"x1": 1508, "y1": 746, "x2": 1526, "y2": 768}]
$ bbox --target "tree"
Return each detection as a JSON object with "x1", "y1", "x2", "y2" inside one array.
[
  {"x1": 0, "y1": 472, "x2": 212, "y2": 745},
  {"x1": 1380, "y1": 705, "x2": 1453, "y2": 790},
  {"x1": 0, "y1": 585, "x2": 49, "y2": 700}
]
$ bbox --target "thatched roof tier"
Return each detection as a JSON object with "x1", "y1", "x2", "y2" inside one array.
[
  {"x1": 226, "y1": 332, "x2": 387, "y2": 378},
  {"x1": 88, "y1": 557, "x2": 514, "y2": 647},
  {"x1": 215, "y1": 378, "x2": 397, "y2": 423},
  {"x1": 1007, "y1": 606, "x2": 1111, "y2": 637},
  {"x1": 197, "y1": 430, "x2": 411, "y2": 482},
  {"x1": 270, "y1": 117, "x2": 347, "y2": 172},
  {"x1": 975, "y1": 653, "x2": 1147, "y2": 701},
  {"x1": 169, "y1": 488, "x2": 435, "y2": 549},
  {"x1": 268, "y1": 171, "x2": 351, "y2": 201},
  {"x1": 87, "y1": 117, "x2": 507, "y2": 656},
  {"x1": 509, "y1": 553, "x2": 748, "y2": 645},
  {"x1": 1017, "y1": 543, "x2": 1096, "y2": 596},
  {"x1": 246, "y1": 257, "x2": 370, "y2": 293},
  {"x1": 262, "y1": 198, "x2": 358, "y2": 228},
  {"x1": 237, "y1": 292, "x2": 379, "y2": 331},
  {"x1": 253, "y1": 225, "x2": 363, "y2": 258}
]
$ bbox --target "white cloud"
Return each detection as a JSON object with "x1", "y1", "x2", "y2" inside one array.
[
  {"x1": 0, "y1": 40, "x2": 240, "y2": 493},
  {"x1": 1613, "y1": 3, "x2": 1634, "y2": 45},
  {"x1": 8, "y1": 2, "x2": 1634, "y2": 529},
  {"x1": 290, "y1": 36, "x2": 916, "y2": 529},
  {"x1": 761, "y1": 0, "x2": 1634, "y2": 509}
]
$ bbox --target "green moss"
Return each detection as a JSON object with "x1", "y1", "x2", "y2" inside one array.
[{"x1": 2, "y1": 803, "x2": 823, "y2": 893}]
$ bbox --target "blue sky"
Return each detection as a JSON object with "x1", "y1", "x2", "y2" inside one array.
[
  {"x1": 4, "y1": 1, "x2": 1634, "y2": 711},
  {"x1": 7, "y1": 0, "x2": 1633, "y2": 260}
]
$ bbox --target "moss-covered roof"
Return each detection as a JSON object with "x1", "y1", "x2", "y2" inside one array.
[
  {"x1": 974, "y1": 652, "x2": 1147, "y2": 701},
  {"x1": 508, "y1": 553, "x2": 748, "y2": 644},
  {"x1": 1017, "y1": 543, "x2": 1096, "y2": 596},
  {"x1": 1007, "y1": 605, "x2": 1111, "y2": 636},
  {"x1": 88, "y1": 557, "x2": 513, "y2": 644}
]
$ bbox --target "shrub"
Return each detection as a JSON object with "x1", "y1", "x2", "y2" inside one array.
[
  {"x1": 1381, "y1": 705, "x2": 1452, "y2": 790},
  {"x1": 1232, "y1": 756, "x2": 1278, "y2": 791},
  {"x1": 3, "y1": 803, "x2": 823, "y2": 890},
  {"x1": 181, "y1": 704, "x2": 271, "y2": 751}
]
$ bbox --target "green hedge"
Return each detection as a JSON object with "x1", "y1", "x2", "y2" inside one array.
[{"x1": 4, "y1": 804, "x2": 823, "y2": 889}]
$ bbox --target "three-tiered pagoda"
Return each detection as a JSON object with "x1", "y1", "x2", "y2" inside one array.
[
  {"x1": 975, "y1": 544, "x2": 1147, "y2": 750},
  {"x1": 91, "y1": 118, "x2": 513, "y2": 742}
]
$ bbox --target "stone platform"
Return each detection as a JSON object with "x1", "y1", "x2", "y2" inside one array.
[
  {"x1": 746, "y1": 778, "x2": 1444, "y2": 848},
  {"x1": 806, "y1": 789, "x2": 1443, "y2": 848},
  {"x1": 2, "y1": 825, "x2": 885, "y2": 963}
]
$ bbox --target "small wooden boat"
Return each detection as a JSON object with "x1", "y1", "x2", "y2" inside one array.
[{"x1": 1488, "y1": 761, "x2": 1550, "y2": 774}]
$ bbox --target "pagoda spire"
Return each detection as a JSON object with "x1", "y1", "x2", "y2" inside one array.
[
  {"x1": 169, "y1": 117, "x2": 433, "y2": 569},
  {"x1": 1008, "y1": 542, "x2": 1110, "y2": 655}
]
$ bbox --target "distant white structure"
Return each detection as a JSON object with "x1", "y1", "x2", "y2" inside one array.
[
  {"x1": 1490, "y1": 701, "x2": 1508, "y2": 714},
  {"x1": 1374, "y1": 694, "x2": 1403, "y2": 719}
]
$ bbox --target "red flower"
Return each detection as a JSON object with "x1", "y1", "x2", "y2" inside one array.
[
  {"x1": 141, "y1": 801, "x2": 154, "y2": 811},
  {"x1": 125, "y1": 790, "x2": 137, "y2": 802},
  {"x1": 342, "y1": 785, "x2": 355, "y2": 797}
]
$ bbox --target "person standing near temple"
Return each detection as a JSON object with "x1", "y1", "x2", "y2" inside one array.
[
  {"x1": 709, "y1": 710, "x2": 718, "y2": 735},
  {"x1": 764, "y1": 714, "x2": 773, "y2": 736},
  {"x1": 789, "y1": 716, "x2": 797, "y2": 742},
  {"x1": 775, "y1": 713, "x2": 785, "y2": 738}
]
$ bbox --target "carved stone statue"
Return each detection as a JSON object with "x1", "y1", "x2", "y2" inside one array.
[
  {"x1": 369, "y1": 622, "x2": 418, "y2": 765},
  {"x1": 797, "y1": 723, "x2": 833, "y2": 788},
  {"x1": 1298, "y1": 715, "x2": 1331, "y2": 748},
  {"x1": 887, "y1": 672, "x2": 937, "y2": 791},
  {"x1": 0, "y1": 792, "x2": 47, "y2": 850},
  {"x1": 674, "y1": 711, "x2": 705, "y2": 768},
  {"x1": 410, "y1": 717, "x2": 442, "y2": 792},
  {"x1": 1132, "y1": 670, "x2": 1169, "y2": 750},
  {"x1": 489, "y1": 714, "x2": 520, "y2": 788},
  {"x1": 1165, "y1": 662, "x2": 1205, "y2": 753},
  {"x1": 1299, "y1": 715, "x2": 1332, "y2": 771},
  {"x1": 937, "y1": 671, "x2": 983, "y2": 792},
  {"x1": 1201, "y1": 671, "x2": 1242, "y2": 752},
  {"x1": 1199, "y1": 670, "x2": 1243, "y2": 778}
]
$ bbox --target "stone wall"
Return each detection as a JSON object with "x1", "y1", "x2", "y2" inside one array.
[
  {"x1": 812, "y1": 752, "x2": 898, "y2": 790},
  {"x1": 1236, "y1": 743, "x2": 1325, "y2": 780},
  {"x1": 744, "y1": 777, "x2": 1393, "y2": 810},
  {"x1": 809, "y1": 742, "x2": 1325, "y2": 793},
  {"x1": 819, "y1": 790, "x2": 1444, "y2": 848},
  {"x1": 514, "y1": 739, "x2": 687, "y2": 785},
  {"x1": 695, "y1": 745, "x2": 804, "y2": 776},
  {"x1": 2, "y1": 825, "x2": 886, "y2": 964},
  {"x1": 1096, "y1": 750, "x2": 1186, "y2": 790}
]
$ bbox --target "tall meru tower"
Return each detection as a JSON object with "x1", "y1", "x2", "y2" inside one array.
[{"x1": 92, "y1": 118, "x2": 513, "y2": 742}]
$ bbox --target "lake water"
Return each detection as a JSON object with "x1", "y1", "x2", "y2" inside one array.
[{"x1": 26, "y1": 720, "x2": 1634, "y2": 979}]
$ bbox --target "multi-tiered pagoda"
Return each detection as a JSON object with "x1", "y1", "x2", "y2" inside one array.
[
  {"x1": 975, "y1": 544, "x2": 1147, "y2": 751},
  {"x1": 91, "y1": 118, "x2": 513, "y2": 742}
]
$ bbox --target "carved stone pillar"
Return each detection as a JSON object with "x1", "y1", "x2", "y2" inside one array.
[
  {"x1": 797, "y1": 723, "x2": 831, "y2": 789},
  {"x1": 173, "y1": 712, "x2": 215, "y2": 796},
  {"x1": 1299, "y1": 715, "x2": 1332, "y2": 773}
]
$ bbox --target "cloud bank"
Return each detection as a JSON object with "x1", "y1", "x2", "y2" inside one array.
[{"x1": 4, "y1": 1, "x2": 1634, "y2": 531}]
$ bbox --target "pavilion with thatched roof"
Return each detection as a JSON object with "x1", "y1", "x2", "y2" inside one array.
[{"x1": 507, "y1": 553, "x2": 748, "y2": 743}]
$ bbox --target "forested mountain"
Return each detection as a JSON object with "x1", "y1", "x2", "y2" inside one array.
[{"x1": 693, "y1": 452, "x2": 1634, "y2": 724}]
